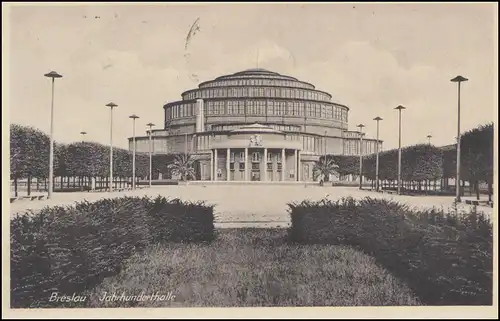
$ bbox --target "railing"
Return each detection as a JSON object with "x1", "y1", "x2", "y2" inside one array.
[{"x1": 10, "y1": 176, "x2": 141, "y2": 196}]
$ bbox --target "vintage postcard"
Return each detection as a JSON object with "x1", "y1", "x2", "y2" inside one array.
[{"x1": 2, "y1": 2, "x2": 498, "y2": 319}]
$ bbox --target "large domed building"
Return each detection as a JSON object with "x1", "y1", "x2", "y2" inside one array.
[{"x1": 129, "y1": 68, "x2": 382, "y2": 182}]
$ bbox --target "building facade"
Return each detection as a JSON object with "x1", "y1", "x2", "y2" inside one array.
[{"x1": 129, "y1": 68, "x2": 382, "y2": 181}]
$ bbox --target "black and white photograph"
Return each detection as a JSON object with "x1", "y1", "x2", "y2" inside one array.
[{"x1": 2, "y1": 2, "x2": 497, "y2": 319}]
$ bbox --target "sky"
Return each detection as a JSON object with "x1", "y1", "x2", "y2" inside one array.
[{"x1": 5, "y1": 2, "x2": 497, "y2": 150}]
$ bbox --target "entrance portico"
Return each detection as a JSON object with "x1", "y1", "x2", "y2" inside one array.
[{"x1": 205, "y1": 124, "x2": 304, "y2": 182}]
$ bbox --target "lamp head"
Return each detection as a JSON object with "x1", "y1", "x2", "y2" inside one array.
[
  {"x1": 44, "y1": 71, "x2": 63, "y2": 78},
  {"x1": 80, "y1": 131, "x2": 87, "y2": 135},
  {"x1": 395, "y1": 105, "x2": 406, "y2": 110},
  {"x1": 106, "y1": 102, "x2": 118, "y2": 108},
  {"x1": 146, "y1": 122, "x2": 155, "y2": 127},
  {"x1": 129, "y1": 114, "x2": 139, "y2": 119},
  {"x1": 451, "y1": 75, "x2": 468, "y2": 83},
  {"x1": 357, "y1": 124, "x2": 365, "y2": 128},
  {"x1": 373, "y1": 116, "x2": 383, "y2": 121}
]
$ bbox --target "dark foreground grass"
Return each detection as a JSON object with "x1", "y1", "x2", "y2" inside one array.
[{"x1": 80, "y1": 228, "x2": 420, "y2": 307}]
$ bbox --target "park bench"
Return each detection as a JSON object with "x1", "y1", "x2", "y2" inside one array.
[
  {"x1": 465, "y1": 200, "x2": 485, "y2": 206},
  {"x1": 10, "y1": 197, "x2": 17, "y2": 203}
]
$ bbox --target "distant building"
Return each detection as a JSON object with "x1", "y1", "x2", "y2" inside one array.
[{"x1": 129, "y1": 68, "x2": 382, "y2": 181}]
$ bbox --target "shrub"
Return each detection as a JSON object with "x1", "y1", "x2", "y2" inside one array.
[
  {"x1": 10, "y1": 196, "x2": 215, "y2": 308},
  {"x1": 287, "y1": 197, "x2": 493, "y2": 305},
  {"x1": 147, "y1": 196, "x2": 215, "y2": 244}
]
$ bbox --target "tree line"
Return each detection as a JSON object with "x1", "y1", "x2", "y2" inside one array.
[
  {"x1": 10, "y1": 122, "x2": 493, "y2": 199},
  {"x1": 10, "y1": 124, "x2": 186, "y2": 194},
  {"x1": 323, "y1": 123, "x2": 493, "y2": 199}
]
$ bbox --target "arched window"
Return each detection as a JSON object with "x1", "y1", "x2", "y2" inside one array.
[{"x1": 252, "y1": 152, "x2": 260, "y2": 162}]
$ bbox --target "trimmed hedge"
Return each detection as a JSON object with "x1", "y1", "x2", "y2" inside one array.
[
  {"x1": 288, "y1": 197, "x2": 493, "y2": 306},
  {"x1": 10, "y1": 196, "x2": 215, "y2": 308}
]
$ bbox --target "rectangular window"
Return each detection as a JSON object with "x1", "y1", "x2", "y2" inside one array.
[
  {"x1": 227, "y1": 101, "x2": 235, "y2": 115},
  {"x1": 247, "y1": 100, "x2": 254, "y2": 115},
  {"x1": 239, "y1": 163, "x2": 245, "y2": 171},
  {"x1": 299, "y1": 102, "x2": 305, "y2": 116},
  {"x1": 207, "y1": 102, "x2": 214, "y2": 115},
  {"x1": 258, "y1": 100, "x2": 266, "y2": 115},
  {"x1": 252, "y1": 152, "x2": 260, "y2": 162},
  {"x1": 267, "y1": 152, "x2": 272, "y2": 162},
  {"x1": 307, "y1": 104, "x2": 313, "y2": 117},
  {"x1": 251, "y1": 163, "x2": 260, "y2": 170},
  {"x1": 268, "y1": 101, "x2": 275, "y2": 115},
  {"x1": 277, "y1": 163, "x2": 282, "y2": 172},
  {"x1": 267, "y1": 163, "x2": 273, "y2": 171},
  {"x1": 279, "y1": 101, "x2": 285, "y2": 115},
  {"x1": 239, "y1": 151, "x2": 245, "y2": 162},
  {"x1": 277, "y1": 152, "x2": 282, "y2": 163},
  {"x1": 238, "y1": 101, "x2": 245, "y2": 114},
  {"x1": 230, "y1": 163, "x2": 235, "y2": 170},
  {"x1": 230, "y1": 152, "x2": 235, "y2": 163}
]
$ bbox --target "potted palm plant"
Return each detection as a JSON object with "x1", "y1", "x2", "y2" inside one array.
[
  {"x1": 167, "y1": 154, "x2": 197, "y2": 183},
  {"x1": 313, "y1": 157, "x2": 339, "y2": 186}
]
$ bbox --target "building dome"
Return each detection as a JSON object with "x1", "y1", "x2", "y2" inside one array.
[{"x1": 164, "y1": 68, "x2": 349, "y2": 134}]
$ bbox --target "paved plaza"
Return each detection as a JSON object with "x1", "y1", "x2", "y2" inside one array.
[{"x1": 9, "y1": 185, "x2": 493, "y2": 228}]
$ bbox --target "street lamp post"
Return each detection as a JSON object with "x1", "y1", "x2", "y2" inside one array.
[
  {"x1": 395, "y1": 105, "x2": 406, "y2": 195},
  {"x1": 44, "y1": 71, "x2": 63, "y2": 200},
  {"x1": 373, "y1": 117, "x2": 383, "y2": 191},
  {"x1": 105, "y1": 102, "x2": 118, "y2": 192},
  {"x1": 80, "y1": 131, "x2": 87, "y2": 142},
  {"x1": 185, "y1": 133, "x2": 188, "y2": 157},
  {"x1": 427, "y1": 134, "x2": 432, "y2": 145},
  {"x1": 357, "y1": 124, "x2": 365, "y2": 189},
  {"x1": 451, "y1": 75, "x2": 468, "y2": 202},
  {"x1": 324, "y1": 130, "x2": 327, "y2": 159},
  {"x1": 146, "y1": 123, "x2": 155, "y2": 188},
  {"x1": 129, "y1": 114, "x2": 140, "y2": 190}
]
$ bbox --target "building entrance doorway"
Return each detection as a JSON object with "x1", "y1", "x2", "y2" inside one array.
[{"x1": 251, "y1": 171, "x2": 261, "y2": 181}]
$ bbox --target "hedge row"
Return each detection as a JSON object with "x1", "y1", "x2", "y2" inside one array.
[
  {"x1": 328, "y1": 123, "x2": 493, "y2": 185},
  {"x1": 10, "y1": 124, "x2": 186, "y2": 180},
  {"x1": 288, "y1": 197, "x2": 493, "y2": 305},
  {"x1": 10, "y1": 196, "x2": 215, "y2": 308}
]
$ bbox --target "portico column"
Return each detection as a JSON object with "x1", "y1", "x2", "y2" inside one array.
[
  {"x1": 294, "y1": 149, "x2": 298, "y2": 181},
  {"x1": 226, "y1": 148, "x2": 230, "y2": 181},
  {"x1": 281, "y1": 148, "x2": 286, "y2": 181},
  {"x1": 263, "y1": 148, "x2": 268, "y2": 181},
  {"x1": 210, "y1": 150, "x2": 214, "y2": 181},
  {"x1": 214, "y1": 149, "x2": 218, "y2": 181},
  {"x1": 245, "y1": 147, "x2": 249, "y2": 181}
]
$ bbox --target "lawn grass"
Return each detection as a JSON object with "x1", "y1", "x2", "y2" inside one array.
[{"x1": 83, "y1": 228, "x2": 420, "y2": 307}]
